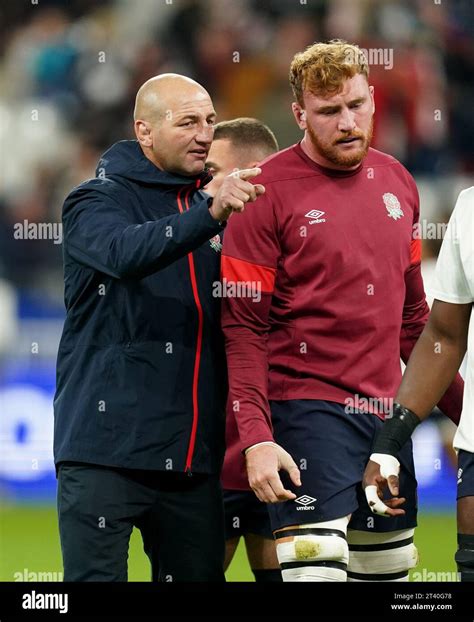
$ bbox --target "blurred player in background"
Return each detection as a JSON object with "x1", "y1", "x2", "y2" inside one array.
[
  {"x1": 220, "y1": 40, "x2": 464, "y2": 582},
  {"x1": 205, "y1": 118, "x2": 281, "y2": 581},
  {"x1": 363, "y1": 187, "x2": 473, "y2": 582}
]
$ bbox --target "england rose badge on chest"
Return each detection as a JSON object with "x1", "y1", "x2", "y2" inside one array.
[
  {"x1": 383, "y1": 192, "x2": 404, "y2": 220},
  {"x1": 210, "y1": 234, "x2": 222, "y2": 252}
]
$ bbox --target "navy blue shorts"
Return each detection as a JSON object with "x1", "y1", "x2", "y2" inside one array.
[
  {"x1": 223, "y1": 489, "x2": 274, "y2": 540},
  {"x1": 457, "y1": 450, "x2": 474, "y2": 499},
  {"x1": 267, "y1": 400, "x2": 418, "y2": 533}
]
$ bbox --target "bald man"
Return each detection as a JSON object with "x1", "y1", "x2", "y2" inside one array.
[{"x1": 54, "y1": 74, "x2": 264, "y2": 582}]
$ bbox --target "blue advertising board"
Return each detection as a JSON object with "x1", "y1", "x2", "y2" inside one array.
[{"x1": 0, "y1": 361, "x2": 457, "y2": 508}]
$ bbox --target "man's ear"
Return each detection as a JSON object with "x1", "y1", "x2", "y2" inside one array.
[
  {"x1": 369, "y1": 85, "x2": 375, "y2": 115},
  {"x1": 292, "y1": 102, "x2": 307, "y2": 130},
  {"x1": 134, "y1": 120, "x2": 153, "y2": 147}
]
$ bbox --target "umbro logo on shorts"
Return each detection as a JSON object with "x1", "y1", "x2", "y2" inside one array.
[
  {"x1": 295, "y1": 495, "x2": 317, "y2": 510},
  {"x1": 457, "y1": 468, "x2": 463, "y2": 485},
  {"x1": 305, "y1": 210, "x2": 326, "y2": 224}
]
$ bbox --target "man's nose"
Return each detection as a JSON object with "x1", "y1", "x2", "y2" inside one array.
[
  {"x1": 196, "y1": 124, "x2": 214, "y2": 144},
  {"x1": 338, "y1": 108, "x2": 356, "y2": 132}
]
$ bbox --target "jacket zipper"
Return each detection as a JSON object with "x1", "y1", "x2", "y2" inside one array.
[{"x1": 177, "y1": 185, "x2": 204, "y2": 475}]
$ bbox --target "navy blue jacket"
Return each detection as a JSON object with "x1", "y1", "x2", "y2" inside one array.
[{"x1": 54, "y1": 140, "x2": 227, "y2": 474}]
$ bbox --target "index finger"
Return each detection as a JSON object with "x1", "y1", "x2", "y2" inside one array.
[
  {"x1": 268, "y1": 475, "x2": 296, "y2": 502},
  {"x1": 230, "y1": 167, "x2": 262, "y2": 181},
  {"x1": 365, "y1": 485, "x2": 392, "y2": 517}
]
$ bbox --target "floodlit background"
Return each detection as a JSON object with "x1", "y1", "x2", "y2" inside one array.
[{"x1": 0, "y1": 0, "x2": 473, "y2": 581}]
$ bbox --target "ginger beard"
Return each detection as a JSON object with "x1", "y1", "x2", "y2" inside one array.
[{"x1": 307, "y1": 116, "x2": 374, "y2": 168}]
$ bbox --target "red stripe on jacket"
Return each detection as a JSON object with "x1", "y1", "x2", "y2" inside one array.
[{"x1": 177, "y1": 187, "x2": 203, "y2": 473}]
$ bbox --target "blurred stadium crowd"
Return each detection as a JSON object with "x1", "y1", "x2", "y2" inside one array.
[{"x1": 0, "y1": 0, "x2": 473, "y2": 307}]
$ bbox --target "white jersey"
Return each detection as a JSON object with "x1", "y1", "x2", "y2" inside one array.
[{"x1": 429, "y1": 187, "x2": 474, "y2": 453}]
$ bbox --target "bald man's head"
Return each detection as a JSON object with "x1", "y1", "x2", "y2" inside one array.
[
  {"x1": 134, "y1": 73, "x2": 217, "y2": 176},
  {"x1": 134, "y1": 74, "x2": 207, "y2": 124}
]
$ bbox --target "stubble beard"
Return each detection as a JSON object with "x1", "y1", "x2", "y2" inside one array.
[{"x1": 307, "y1": 117, "x2": 374, "y2": 169}]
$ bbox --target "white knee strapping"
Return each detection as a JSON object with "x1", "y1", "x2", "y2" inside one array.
[
  {"x1": 347, "y1": 528, "x2": 418, "y2": 582},
  {"x1": 275, "y1": 517, "x2": 350, "y2": 582}
]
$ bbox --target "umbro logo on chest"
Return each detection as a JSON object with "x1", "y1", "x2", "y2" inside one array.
[{"x1": 304, "y1": 209, "x2": 326, "y2": 224}]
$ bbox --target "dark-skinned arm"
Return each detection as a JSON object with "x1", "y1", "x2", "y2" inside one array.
[
  {"x1": 363, "y1": 299, "x2": 470, "y2": 517},
  {"x1": 396, "y1": 299, "x2": 470, "y2": 418}
]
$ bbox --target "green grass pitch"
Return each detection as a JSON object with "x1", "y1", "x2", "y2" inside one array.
[{"x1": 0, "y1": 505, "x2": 457, "y2": 582}]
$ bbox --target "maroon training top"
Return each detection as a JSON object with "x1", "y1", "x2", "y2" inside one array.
[{"x1": 220, "y1": 143, "x2": 463, "y2": 490}]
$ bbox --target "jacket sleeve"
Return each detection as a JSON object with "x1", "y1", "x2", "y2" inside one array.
[
  {"x1": 221, "y1": 189, "x2": 280, "y2": 451},
  {"x1": 400, "y1": 175, "x2": 463, "y2": 425},
  {"x1": 63, "y1": 182, "x2": 223, "y2": 280}
]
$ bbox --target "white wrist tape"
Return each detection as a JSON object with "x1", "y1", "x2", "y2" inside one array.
[
  {"x1": 365, "y1": 453, "x2": 401, "y2": 517},
  {"x1": 365, "y1": 486, "x2": 391, "y2": 517},
  {"x1": 370, "y1": 453, "x2": 400, "y2": 480}
]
